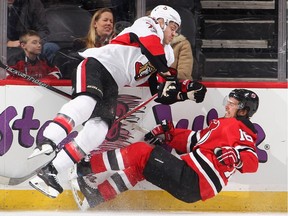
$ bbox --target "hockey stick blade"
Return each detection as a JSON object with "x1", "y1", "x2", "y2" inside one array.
[
  {"x1": 0, "y1": 60, "x2": 71, "y2": 99},
  {"x1": 70, "y1": 178, "x2": 90, "y2": 211},
  {"x1": 122, "y1": 120, "x2": 149, "y2": 134}
]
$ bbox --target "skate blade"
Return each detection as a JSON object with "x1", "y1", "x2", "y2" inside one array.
[
  {"x1": 70, "y1": 178, "x2": 90, "y2": 211},
  {"x1": 29, "y1": 176, "x2": 59, "y2": 199},
  {"x1": 28, "y1": 145, "x2": 54, "y2": 159},
  {"x1": 68, "y1": 164, "x2": 78, "y2": 181}
]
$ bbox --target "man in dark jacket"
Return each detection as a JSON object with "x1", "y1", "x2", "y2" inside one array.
[{"x1": 7, "y1": 0, "x2": 59, "y2": 63}]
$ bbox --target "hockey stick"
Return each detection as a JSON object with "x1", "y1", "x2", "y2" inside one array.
[
  {"x1": 0, "y1": 100, "x2": 155, "y2": 185},
  {"x1": 0, "y1": 60, "x2": 72, "y2": 99},
  {"x1": 28, "y1": 93, "x2": 158, "y2": 158},
  {"x1": 115, "y1": 93, "x2": 157, "y2": 124},
  {"x1": 105, "y1": 93, "x2": 157, "y2": 141}
]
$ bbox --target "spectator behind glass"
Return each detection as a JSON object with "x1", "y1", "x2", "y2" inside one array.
[
  {"x1": 6, "y1": 30, "x2": 62, "y2": 80},
  {"x1": 53, "y1": 8, "x2": 114, "y2": 79},
  {"x1": 7, "y1": 0, "x2": 60, "y2": 63},
  {"x1": 114, "y1": 20, "x2": 132, "y2": 35},
  {"x1": 73, "y1": 7, "x2": 114, "y2": 50},
  {"x1": 170, "y1": 33, "x2": 193, "y2": 80}
]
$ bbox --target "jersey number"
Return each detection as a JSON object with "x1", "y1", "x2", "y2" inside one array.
[{"x1": 239, "y1": 129, "x2": 253, "y2": 142}]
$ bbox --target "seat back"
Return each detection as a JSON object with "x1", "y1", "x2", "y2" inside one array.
[{"x1": 45, "y1": 5, "x2": 91, "y2": 48}]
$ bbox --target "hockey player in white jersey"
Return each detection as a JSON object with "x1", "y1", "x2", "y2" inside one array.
[{"x1": 28, "y1": 5, "x2": 207, "y2": 198}]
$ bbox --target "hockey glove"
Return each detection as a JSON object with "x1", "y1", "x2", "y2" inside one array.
[
  {"x1": 154, "y1": 68, "x2": 179, "y2": 105},
  {"x1": 214, "y1": 146, "x2": 243, "y2": 169},
  {"x1": 178, "y1": 80, "x2": 207, "y2": 103},
  {"x1": 144, "y1": 120, "x2": 174, "y2": 145}
]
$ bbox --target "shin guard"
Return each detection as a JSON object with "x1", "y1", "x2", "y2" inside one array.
[{"x1": 64, "y1": 141, "x2": 86, "y2": 163}]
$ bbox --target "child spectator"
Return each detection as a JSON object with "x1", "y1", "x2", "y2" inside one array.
[
  {"x1": 7, "y1": 0, "x2": 60, "y2": 63},
  {"x1": 7, "y1": 30, "x2": 62, "y2": 80}
]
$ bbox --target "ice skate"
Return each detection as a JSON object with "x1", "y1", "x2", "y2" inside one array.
[
  {"x1": 29, "y1": 163, "x2": 63, "y2": 198},
  {"x1": 70, "y1": 176, "x2": 103, "y2": 211},
  {"x1": 28, "y1": 138, "x2": 57, "y2": 159}
]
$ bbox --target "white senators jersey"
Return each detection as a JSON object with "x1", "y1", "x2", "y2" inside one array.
[{"x1": 79, "y1": 16, "x2": 175, "y2": 87}]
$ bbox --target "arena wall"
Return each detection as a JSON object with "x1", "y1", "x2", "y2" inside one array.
[{"x1": 0, "y1": 80, "x2": 287, "y2": 212}]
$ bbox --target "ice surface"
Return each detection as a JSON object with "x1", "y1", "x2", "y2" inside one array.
[{"x1": 0, "y1": 211, "x2": 287, "y2": 216}]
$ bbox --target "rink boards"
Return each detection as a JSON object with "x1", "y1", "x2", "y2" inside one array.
[{"x1": 0, "y1": 80, "x2": 287, "y2": 212}]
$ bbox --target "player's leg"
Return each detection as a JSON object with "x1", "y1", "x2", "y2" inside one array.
[
  {"x1": 29, "y1": 57, "x2": 103, "y2": 158},
  {"x1": 71, "y1": 166, "x2": 142, "y2": 210},
  {"x1": 29, "y1": 117, "x2": 109, "y2": 198},
  {"x1": 29, "y1": 58, "x2": 118, "y2": 198},
  {"x1": 72, "y1": 142, "x2": 153, "y2": 176},
  {"x1": 70, "y1": 142, "x2": 153, "y2": 209},
  {"x1": 28, "y1": 95, "x2": 97, "y2": 158},
  {"x1": 143, "y1": 145, "x2": 201, "y2": 203}
]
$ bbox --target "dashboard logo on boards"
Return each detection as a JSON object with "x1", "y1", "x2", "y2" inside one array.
[{"x1": 0, "y1": 96, "x2": 267, "y2": 163}]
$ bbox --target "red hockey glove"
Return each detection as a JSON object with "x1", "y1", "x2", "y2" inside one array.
[
  {"x1": 155, "y1": 68, "x2": 179, "y2": 105},
  {"x1": 178, "y1": 80, "x2": 207, "y2": 103},
  {"x1": 214, "y1": 147, "x2": 243, "y2": 169},
  {"x1": 144, "y1": 120, "x2": 174, "y2": 145}
]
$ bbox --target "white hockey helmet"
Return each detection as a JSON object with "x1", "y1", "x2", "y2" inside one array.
[{"x1": 150, "y1": 5, "x2": 181, "y2": 27}]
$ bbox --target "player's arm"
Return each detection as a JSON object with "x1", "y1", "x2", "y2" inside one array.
[
  {"x1": 154, "y1": 79, "x2": 207, "y2": 105},
  {"x1": 128, "y1": 17, "x2": 170, "y2": 73},
  {"x1": 168, "y1": 129, "x2": 199, "y2": 153},
  {"x1": 144, "y1": 120, "x2": 199, "y2": 153},
  {"x1": 236, "y1": 146, "x2": 259, "y2": 173},
  {"x1": 132, "y1": 32, "x2": 180, "y2": 104},
  {"x1": 214, "y1": 145, "x2": 258, "y2": 172},
  {"x1": 129, "y1": 18, "x2": 179, "y2": 98},
  {"x1": 130, "y1": 27, "x2": 178, "y2": 96}
]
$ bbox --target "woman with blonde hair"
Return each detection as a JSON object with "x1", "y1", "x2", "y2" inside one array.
[
  {"x1": 74, "y1": 8, "x2": 114, "y2": 50},
  {"x1": 56, "y1": 8, "x2": 114, "y2": 79}
]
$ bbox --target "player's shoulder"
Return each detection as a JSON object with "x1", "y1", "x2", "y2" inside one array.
[
  {"x1": 134, "y1": 16, "x2": 160, "y2": 32},
  {"x1": 134, "y1": 16, "x2": 156, "y2": 24},
  {"x1": 236, "y1": 117, "x2": 257, "y2": 134}
]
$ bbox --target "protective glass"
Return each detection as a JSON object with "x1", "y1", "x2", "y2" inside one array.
[{"x1": 223, "y1": 96, "x2": 244, "y2": 109}]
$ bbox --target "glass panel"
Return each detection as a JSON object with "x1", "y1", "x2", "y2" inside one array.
[
  {"x1": 0, "y1": 0, "x2": 286, "y2": 81},
  {"x1": 145, "y1": 1, "x2": 284, "y2": 81},
  {"x1": 0, "y1": 0, "x2": 137, "y2": 80}
]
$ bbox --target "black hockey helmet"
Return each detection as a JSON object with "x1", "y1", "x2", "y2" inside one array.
[{"x1": 229, "y1": 89, "x2": 259, "y2": 117}]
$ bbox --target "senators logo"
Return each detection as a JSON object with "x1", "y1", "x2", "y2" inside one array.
[{"x1": 134, "y1": 61, "x2": 157, "y2": 80}]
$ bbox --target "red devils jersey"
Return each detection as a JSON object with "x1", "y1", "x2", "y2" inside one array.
[
  {"x1": 7, "y1": 51, "x2": 61, "y2": 79},
  {"x1": 79, "y1": 16, "x2": 174, "y2": 87},
  {"x1": 168, "y1": 117, "x2": 259, "y2": 201}
]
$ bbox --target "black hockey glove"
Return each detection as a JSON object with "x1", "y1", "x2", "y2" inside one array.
[
  {"x1": 154, "y1": 68, "x2": 179, "y2": 105},
  {"x1": 144, "y1": 119, "x2": 175, "y2": 145},
  {"x1": 214, "y1": 147, "x2": 243, "y2": 169},
  {"x1": 178, "y1": 80, "x2": 207, "y2": 103}
]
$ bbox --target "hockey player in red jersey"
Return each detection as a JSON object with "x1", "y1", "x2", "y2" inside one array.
[
  {"x1": 28, "y1": 5, "x2": 207, "y2": 198},
  {"x1": 69, "y1": 88, "x2": 259, "y2": 210}
]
